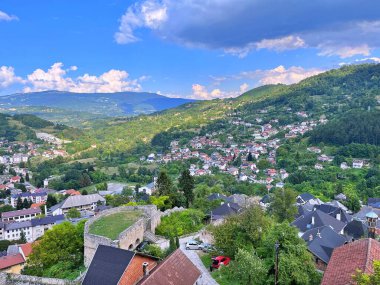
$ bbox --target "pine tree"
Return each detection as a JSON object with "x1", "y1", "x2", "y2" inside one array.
[
  {"x1": 178, "y1": 170, "x2": 194, "y2": 208},
  {"x1": 168, "y1": 236, "x2": 176, "y2": 254},
  {"x1": 25, "y1": 173, "x2": 30, "y2": 182},
  {"x1": 20, "y1": 175, "x2": 25, "y2": 183},
  {"x1": 16, "y1": 197, "x2": 23, "y2": 210},
  {"x1": 156, "y1": 171, "x2": 173, "y2": 196},
  {"x1": 22, "y1": 198, "x2": 30, "y2": 209},
  {"x1": 20, "y1": 230, "x2": 27, "y2": 243},
  {"x1": 175, "y1": 236, "x2": 180, "y2": 249},
  {"x1": 247, "y1": 152, "x2": 253, "y2": 161}
]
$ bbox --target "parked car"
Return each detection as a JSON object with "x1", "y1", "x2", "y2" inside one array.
[
  {"x1": 199, "y1": 243, "x2": 215, "y2": 252},
  {"x1": 136, "y1": 240, "x2": 151, "y2": 252},
  {"x1": 185, "y1": 240, "x2": 201, "y2": 250},
  {"x1": 211, "y1": 256, "x2": 231, "y2": 269}
]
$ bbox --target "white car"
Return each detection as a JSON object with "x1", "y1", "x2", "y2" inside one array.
[{"x1": 185, "y1": 240, "x2": 201, "y2": 250}]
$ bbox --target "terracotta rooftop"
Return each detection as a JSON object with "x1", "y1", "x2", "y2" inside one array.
[
  {"x1": 0, "y1": 253, "x2": 25, "y2": 269},
  {"x1": 119, "y1": 255, "x2": 158, "y2": 285},
  {"x1": 321, "y1": 238, "x2": 380, "y2": 285},
  {"x1": 138, "y1": 249, "x2": 201, "y2": 285},
  {"x1": 19, "y1": 243, "x2": 33, "y2": 257}
]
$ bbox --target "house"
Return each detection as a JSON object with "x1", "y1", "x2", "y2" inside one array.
[
  {"x1": 296, "y1": 193, "x2": 316, "y2": 205},
  {"x1": 82, "y1": 245, "x2": 159, "y2": 285},
  {"x1": 2, "y1": 215, "x2": 64, "y2": 242},
  {"x1": 207, "y1": 193, "x2": 228, "y2": 202},
  {"x1": 0, "y1": 253, "x2": 25, "y2": 273},
  {"x1": 313, "y1": 204, "x2": 352, "y2": 223},
  {"x1": 334, "y1": 193, "x2": 347, "y2": 201},
  {"x1": 321, "y1": 239, "x2": 380, "y2": 285},
  {"x1": 211, "y1": 202, "x2": 242, "y2": 224},
  {"x1": 138, "y1": 249, "x2": 201, "y2": 285},
  {"x1": 1, "y1": 207, "x2": 42, "y2": 222},
  {"x1": 138, "y1": 183, "x2": 155, "y2": 196},
  {"x1": 10, "y1": 176, "x2": 21, "y2": 183},
  {"x1": 301, "y1": 226, "x2": 347, "y2": 271},
  {"x1": 352, "y1": 160, "x2": 364, "y2": 169},
  {"x1": 51, "y1": 193, "x2": 106, "y2": 215},
  {"x1": 340, "y1": 162, "x2": 349, "y2": 170},
  {"x1": 343, "y1": 219, "x2": 368, "y2": 241},
  {"x1": 10, "y1": 192, "x2": 47, "y2": 208},
  {"x1": 60, "y1": 189, "x2": 81, "y2": 196},
  {"x1": 368, "y1": 198, "x2": 380, "y2": 209},
  {"x1": 292, "y1": 209, "x2": 347, "y2": 236}
]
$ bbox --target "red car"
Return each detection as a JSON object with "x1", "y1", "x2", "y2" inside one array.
[{"x1": 211, "y1": 256, "x2": 231, "y2": 269}]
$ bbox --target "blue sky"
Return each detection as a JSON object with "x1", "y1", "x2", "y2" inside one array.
[{"x1": 1, "y1": 0, "x2": 380, "y2": 99}]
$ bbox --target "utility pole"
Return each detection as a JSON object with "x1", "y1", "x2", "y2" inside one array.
[{"x1": 274, "y1": 241, "x2": 280, "y2": 285}]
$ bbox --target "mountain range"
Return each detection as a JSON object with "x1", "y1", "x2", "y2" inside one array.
[{"x1": 0, "y1": 90, "x2": 195, "y2": 126}]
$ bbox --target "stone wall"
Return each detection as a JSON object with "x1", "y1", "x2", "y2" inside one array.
[
  {"x1": 84, "y1": 205, "x2": 161, "y2": 267},
  {"x1": 0, "y1": 272, "x2": 81, "y2": 285}
]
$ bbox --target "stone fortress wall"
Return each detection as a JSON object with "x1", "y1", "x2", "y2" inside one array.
[{"x1": 83, "y1": 205, "x2": 161, "y2": 266}]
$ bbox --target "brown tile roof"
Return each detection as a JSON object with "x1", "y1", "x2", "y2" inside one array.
[
  {"x1": 321, "y1": 238, "x2": 380, "y2": 285},
  {"x1": 0, "y1": 253, "x2": 25, "y2": 269},
  {"x1": 138, "y1": 249, "x2": 201, "y2": 285},
  {"x1": 119, "y1": 255, "x2": 158, "y2": 285}
]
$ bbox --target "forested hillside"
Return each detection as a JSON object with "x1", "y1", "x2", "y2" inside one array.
[
  {"x1": 309, "y1": 111, "x2": 380, "y2": 146},
  {"x1": 70, "y1": 64, "x2": 380, "y2": 158}
]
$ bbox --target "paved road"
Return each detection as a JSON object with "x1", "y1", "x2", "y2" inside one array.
[{"x1": 180, "y1": 235, "x2": 219, "y2": 285}]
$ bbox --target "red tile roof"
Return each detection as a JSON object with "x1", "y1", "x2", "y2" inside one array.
[
  {"x1": 0, "y1": 253, "x2": 25, "y2": 269},
  {"x1": 119, "y1": 255, "x2": 158, "y2": 285},
  {"x1": 322, "y1": 238, "x2": 380, "y2": 285},
  {"x1": 19, "y1": 243, "x2": 33, "y2": 257},
  {"x1": 138, "y1": 249, "x2": 201, "y2": 285},
  {"x1": 30, "y1": 202, "x2": 45, "y2": 208}
]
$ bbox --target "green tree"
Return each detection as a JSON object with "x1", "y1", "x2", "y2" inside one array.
[
  {"x1": 178, "y1": 169, "x2": 195, "y2": 208},
  {"x1": 16, "y1": 196, "x2": 23, "y2": 210},
  {"x1": 20, "y1": 230, "x2": 27, "y2": 243},
  {"x1": 247, "y1": 152, "x2": 254, "y2": 162},
  {"x1": 175, "y1": 236, "x2": 180, "y2": 249},
  {"x1": 46, "y1": 194, "x2": 58, "y2": 208},
  {"x1": 66, "y1": 208, "x2": 81, "y2": 219},
  {"x1": 81, "y1": 189, "x2": 88, "y2": 195},
  {"x1": 168, "y1": 237, "x2": 176, "y2": 254},
  {"x1": 22, "y1": 198, "x2": 30, "y2": 209},
  {"x1": 23, "y1": 221, "x2": 85, "y2": 278},
  {"x1": 353, "y1": 260, "x2": 380, "y2": 285},
  {"x1": 269, "y1": 188, "x2": 298, "y2": 222},
  {"x1": 25, "y1": 172, "x2": 30, "y2": 182},
  {"x1": 257, "y1": 159, "x2": 270, "y2": 170},
  {"x1": 156, "y1": 171, "x2": 173, "y2": 196},
  {"x1": 228, "y1": 249, "x2": 267, "y2": 285}
]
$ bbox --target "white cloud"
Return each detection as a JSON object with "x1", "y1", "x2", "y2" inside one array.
[
  {"x1": 0, "y1": 10, "x2": 18, "y2": 21},
  {"x1": 317, "y1": 44, "x2": 371, "y2": 58},
  {"x1": 0, "y1": 66, "x2": 23, "y2": 88},
  {"x1": 239, "y1": 83, "x2": 249, "y2": 94},
  {"x1": 235, "y1": 65, "x2": 324, "y2": 85},
  {"x1": 19, "y1": 62, "x2": 143, "y2": 93},
  {"x1": 256, "y1": 36, "x2": 306, "y2": 51},
  {"x1": 115, "y1": 0, "x2": 167, "y2": 44},
  {"x1": 191, "y1": 83, "x2": 248, "y2": 100}
]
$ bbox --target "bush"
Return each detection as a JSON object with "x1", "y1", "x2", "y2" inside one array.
[{"x1": 155, "y1": 209, "x2": 205, "y2": 237}]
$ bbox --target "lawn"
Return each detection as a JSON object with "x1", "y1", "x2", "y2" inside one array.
[{"x1": 89, "y1": 211, "x2": 142, "y2": 240}]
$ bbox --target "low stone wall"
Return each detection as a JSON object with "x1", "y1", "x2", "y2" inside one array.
[
  {"x1": 84, "y1": 205, "x2": 161, "y2": 267},
  {"x1": 0, "y1": 273, "x2": 80, "y2": 285}
]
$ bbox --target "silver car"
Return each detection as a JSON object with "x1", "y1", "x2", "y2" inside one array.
[{"x1": 185, "y1": 240, "x2": 201, "y2": 250}]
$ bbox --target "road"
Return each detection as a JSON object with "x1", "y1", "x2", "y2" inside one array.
[{"x1": 180, "y1": 235, "x2": 219, "y2": 285}]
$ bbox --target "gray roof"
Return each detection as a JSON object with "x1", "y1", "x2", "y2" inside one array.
[
  {"x1": 2, "y1": 207, "x2": 41, "y2": 219},
  {"x1": 302, "y1": 226, "x2": 347, "y2": 264},
  {"x1": 353, "y1": 206, "x2": 380, "y2": 221},
  {"x1": 292, "y1": 209, "x2": 347, "y2": 233},
  {"x1": 5, "y1": 221, "x2": 32, "y2": 231},
  {"x1": 61, "y1": 194, "x2": 105, "y2": 209}
]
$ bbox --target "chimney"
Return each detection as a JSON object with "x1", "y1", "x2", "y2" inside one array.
[
  {"x1": 336, "y1": 213, "x2": 341, "y2": 221},
  {"x1": 44, "y1": 205, "x2": 47, "y2": 216},
  {"x1": 316, "y1": 230, "x2": 321, "y2": 238},
  {"x1": 311, "y1": 216, "x2": 315, "y2": 225},
  {"x1": 309, "y1": 234, "x2": 313, "y2": 241},
  {"x1": 142, "y1": 262, "x2": 149, "y2": 276}
]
